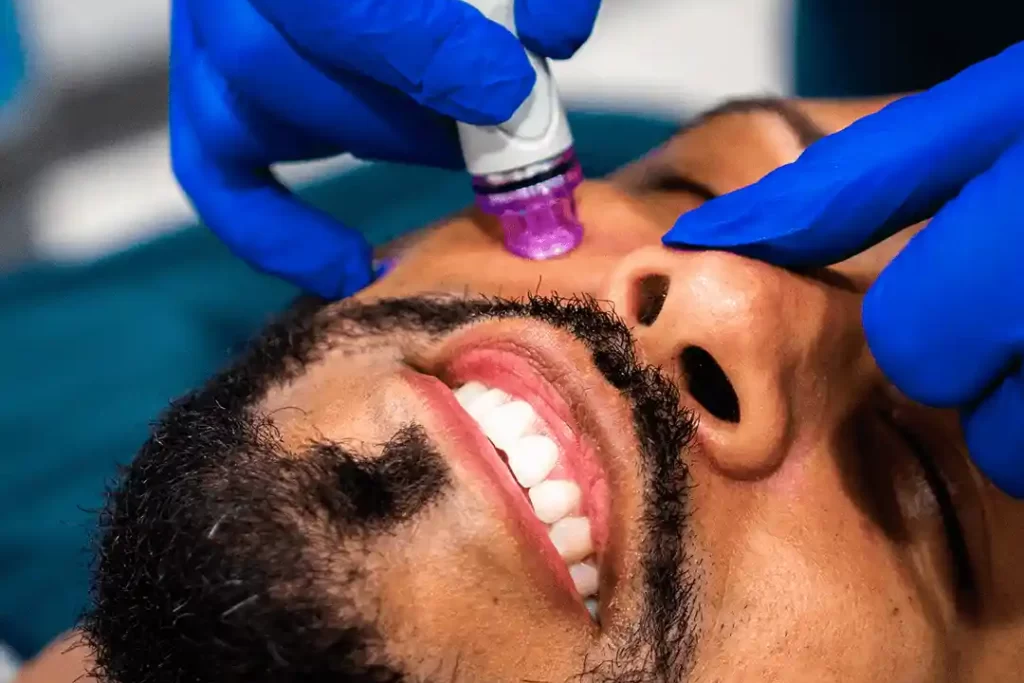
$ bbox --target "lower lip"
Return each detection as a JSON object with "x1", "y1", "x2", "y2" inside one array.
[{"x1": 403, "y1": 369, "x2": 582, "y2": 601}]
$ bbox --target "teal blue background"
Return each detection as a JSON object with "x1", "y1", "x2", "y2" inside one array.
[
  {"x1": 0, "y1": 0, "x2": 25, "y2": 112},
  {"x1": 794, "y1": 0, "x2": 1024, "y2": 97}
]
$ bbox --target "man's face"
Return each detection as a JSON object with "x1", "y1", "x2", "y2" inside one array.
[{"x1": 87, "y1": 99, "x2": 1024, "y2": 683}]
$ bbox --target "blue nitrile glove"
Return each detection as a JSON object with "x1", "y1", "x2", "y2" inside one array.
[
  {"x1": 663, "y1": 42, "x2": 1024, "y2": 497},
  {"x1": 170, "y1": 0, "x2": 600, "y2": 298}
]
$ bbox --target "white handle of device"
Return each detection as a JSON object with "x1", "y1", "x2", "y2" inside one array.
[{"x1": 456, "y1": 0, "x2": 574, "y2": 176}]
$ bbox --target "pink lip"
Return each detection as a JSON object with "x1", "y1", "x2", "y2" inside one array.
[
  {"x1": 442, "y1": 348, "x2": 610, "y2": 560},
  {"x1": 403, "y1": 369, "x2": 583, "y2": 603}
]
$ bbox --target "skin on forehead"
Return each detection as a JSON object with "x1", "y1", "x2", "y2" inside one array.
[{"x1": 20, "y1": 97, "x2": 1024, "y2": 683}]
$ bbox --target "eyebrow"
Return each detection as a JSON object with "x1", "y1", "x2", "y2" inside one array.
[
  {"x1": 643, "y1": 97, "x2": 828, "y2": 199},
  {"x1": 687, "y1": 96, "x2": 827, "y2": 148}
]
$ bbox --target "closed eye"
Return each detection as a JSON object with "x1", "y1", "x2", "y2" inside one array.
[{"x1": 644, "y1": 171, "x2": 718, "y2": 200}]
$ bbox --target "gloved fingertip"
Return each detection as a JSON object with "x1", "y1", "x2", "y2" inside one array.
[
  {"x1": 862, "y1": 277, "x2": 910, "y2": 379},
  {"x1": 373, "y1": 256, "x2": 399, "y2": 280},
  {"x1": 962, "y1": 374, "x2": 1024, "y2": 498},
  {"x1": 517, "y1": 30, "x2": 582, "y2": 61},
  {"x1": 454, "y1": 70, "x2": 535, "y2": 126},
  {"x1": 304, "y1": 250, "x2": 375, "y2": 300},
  {"x1": 337, "y1": 270, "x2": 376, "y2": 299},
  {"x1": 662, "y1": 215, "x2": 714, "y2": 249},
  {"x1": 663, "y1": 209, "x2": 783, "y2": 261},
  {"x1": 515, "y1": 0, "x2": 600, "y2": 59},
  {"x1": 659, "y1": 228, "x2": 702, "y2": 251},
  {"x1": 662, "y1": 213, "x2": 717, "y2": 250},
  {"x1": 861, "y1": 274, "x2": 953, "y2": 407},
  {"x1": 331, "y1": 236, "x2": 377, "y2": 299},
  {"x1": 663, "y1": 187, "x2": 778, "y2": 248},
  {"x1": 421, "y1": 29, "x2": 536, "y2": 125}
]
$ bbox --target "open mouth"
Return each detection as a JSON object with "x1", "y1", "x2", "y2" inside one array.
[
  {"x1": 433, "y1": 342, "x2": 613, "y2": 624},
  {"x1": 453, "y1": 380, "x2": 602, "y2": 619}
]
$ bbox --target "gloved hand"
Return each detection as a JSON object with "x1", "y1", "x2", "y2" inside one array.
[
  {"x1": 664, "y1": 42, "x2": 1024, "y2": 497},
  {"x1": 171, "y1": 0, "x2": 600, "y2": 298}
]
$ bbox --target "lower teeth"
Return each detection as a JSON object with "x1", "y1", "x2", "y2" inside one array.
[
  {"x1": 478, "y1": 407, "x2": 600, "y2": 620},
  {"x1": 585, "y1": 598, "x2": 599, "y2": 621},
  {"x1": 569, "y1": 560, "x2": 599, "y2": 596}
]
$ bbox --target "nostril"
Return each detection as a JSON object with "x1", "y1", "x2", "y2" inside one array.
[
  {"x1": 634, "y1": 274, "x2": 670, "y2": 326},
  {"x1": 680, "y1": 346, "x2": 740, "y2": 423}
]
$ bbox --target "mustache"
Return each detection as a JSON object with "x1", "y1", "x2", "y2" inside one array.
[
  {"x1": 313, "y1": 293, "x2": 702, "y2": 680},
  {"x1": 321, "y1": 292, "x2": 664, "y2": 393},
  {"x1": 229, "y1": 292, "x2": 702, "y2": 680},
  {"x1": 306, "y1": 423, "x2": 451, "y2": 533},
  {"x1": 88, "y1": 292, "x2": 700, "y2": 683}
]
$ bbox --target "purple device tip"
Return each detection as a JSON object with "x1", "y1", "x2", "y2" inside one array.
[{"x1": 473, "y1": 149, "x2": 584, "y2": 260}]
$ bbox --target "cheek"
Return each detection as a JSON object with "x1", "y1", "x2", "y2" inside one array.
[
  {"x1": 260, "y1": 342, "x2": 454, "y2": 456},
  {"x1": 262, "y1": 363, "x2": 402, "y2": 450},
  {"x1": 686, "y1": 450, "x2": 952, "y2": 682},
  {"x1": 359, "y1": 491, "x2": 604, "y2": 682},
  {"x1": 697, "y1": 543, "x2": 946, "y2": 681},
  {"x1": 691, "y1": 527, "x2": 949, "y2": 681}
]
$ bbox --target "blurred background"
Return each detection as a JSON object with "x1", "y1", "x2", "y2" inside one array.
[
  {"x1": 0, "y1": 0, "x2": 794, "y2": 269},
  {"x1": 2, "y1": 0, "x2": 1021, "y2": 675}
]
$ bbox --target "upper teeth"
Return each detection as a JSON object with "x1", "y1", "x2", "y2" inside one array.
[
  {"x1": 508, "y1": 435, "x2": 559, "y2": 489},
  {"x1": 454, "y1": 381, "x2": 599, "y2": 609},
  {"x1": 529, "y1": 480, "x2": 581, "y2": 523}
]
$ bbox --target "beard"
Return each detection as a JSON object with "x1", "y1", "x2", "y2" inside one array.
[{"x1": 83, "y1": 293, "x2": 698, "y2": 683}]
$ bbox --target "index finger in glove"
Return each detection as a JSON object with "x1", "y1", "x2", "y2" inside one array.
[
  {"x1": 663, "y1": 41, "x2": 1024, "y2": 267},
  {"x1": 188, "y1": 0, "x2": 464, "y2": 168},
  {"x1": 863, "y1": 136, "x2": 1024, "y2": 497},
  {"x1": 172, "y1": 95, "x2": 374, "y2": 299},
  {"x1": 515, "y1": 0, "x2": 601, "y2": 59},
  {"x1": 247, "y1": 0, "x2": 536, "y2": 125},
  {"x1": 172, "y1": 3, "x2": 373, "y2": 299},
  {"x1": 863, "y1": 137, "x2": 1024, "y2": 408}
]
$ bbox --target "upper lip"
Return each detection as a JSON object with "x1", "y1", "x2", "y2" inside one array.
[{"x1": 407, "y1": 320, "x2": 638, "y2": 618}]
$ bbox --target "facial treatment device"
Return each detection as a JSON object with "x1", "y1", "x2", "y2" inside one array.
[{"x1": 457, "y1": 0, "x2": 584, "y2": 260}]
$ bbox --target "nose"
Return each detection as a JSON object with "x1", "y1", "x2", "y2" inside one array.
[{"x1": 601, "y1": 246, "x2": 862, "y2": 479}]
